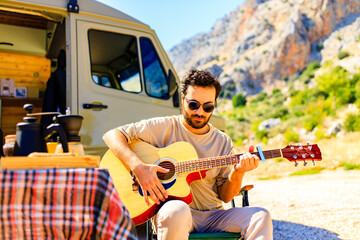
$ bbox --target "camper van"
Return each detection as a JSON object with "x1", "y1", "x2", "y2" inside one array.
[{"x1": 0, "y1": 0, "x2": 225, "y2": 156}]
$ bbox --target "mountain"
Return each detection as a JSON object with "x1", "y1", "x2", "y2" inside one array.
[{"x1": 168, "y1": 0, "x2": 360, "y2": 97}]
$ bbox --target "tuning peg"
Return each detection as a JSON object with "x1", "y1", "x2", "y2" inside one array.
[
  {"x1": 304, "y1": 161, "x2": 307, "y2": 166},
  {"x1": 312, "y1": 160, "x2": 315, "y2": 166},
  {"x1": 302, "y1": 154, "x2": 306, "y2": 158},
  {"x1": 293, "y1": 155, "x2": 297, "y2": 159},
  {"x1": 311, "y1": 154, "x2": 315, "y2": 158},
  {"x1": 294, "y1": 161, "x2": 298, "y2": 167}
]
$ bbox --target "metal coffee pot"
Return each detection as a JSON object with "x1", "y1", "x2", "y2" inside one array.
[{"x1": 12, "y1": 104, "x2": 69, "y2": 156}]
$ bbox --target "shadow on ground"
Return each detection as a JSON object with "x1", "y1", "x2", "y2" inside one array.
[{"x1": 273, "y1": 220, "x2": 340, "y2": 240}]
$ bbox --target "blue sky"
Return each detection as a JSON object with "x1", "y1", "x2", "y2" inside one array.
[{"x1": 97, "y1": 0, "x2": 245, "y2": 51}]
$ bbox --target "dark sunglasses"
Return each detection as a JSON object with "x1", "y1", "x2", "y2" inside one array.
[{"x1": 184, "y1": 96, "x2": 216, "y2": 113}]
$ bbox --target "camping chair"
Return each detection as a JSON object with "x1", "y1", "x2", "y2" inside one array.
[{"x1": 146, "y1": 185, "x2": 254, "y2": 240}]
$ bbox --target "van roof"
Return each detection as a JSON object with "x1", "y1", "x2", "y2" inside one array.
[{"x1": 2, "y1": 0, "x2": 148, "y2": 27}]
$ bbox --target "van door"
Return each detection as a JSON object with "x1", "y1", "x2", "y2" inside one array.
[{"x1": 76, "y1": 20, "x2": 180, "y2": 154}]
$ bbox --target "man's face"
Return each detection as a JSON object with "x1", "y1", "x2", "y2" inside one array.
[{"x1": 182, "y1": 86, "x2": 216, "y2": 130}]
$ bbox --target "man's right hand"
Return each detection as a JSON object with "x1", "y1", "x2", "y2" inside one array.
[{"x1": 132, "y1": 163, "x2": 169, "y2": 205}]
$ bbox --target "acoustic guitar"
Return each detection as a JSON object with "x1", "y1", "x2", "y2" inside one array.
[{"x1": 100, "y1": 140, "x2": 322, "y2": 225}]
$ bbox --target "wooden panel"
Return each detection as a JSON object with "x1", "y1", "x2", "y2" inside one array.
[
  {"x1": 0, "y1": 52, "x2": 51, "y2": 91},
  {"x1": 0, "y1": 53, "x2": 49, "y2": 65},
  {"x1": 1, "y1": 97, "x2": 42, "y2": 136},
  {"x1": 0, "y1": 10, "x2": 48, "y2": 29}
]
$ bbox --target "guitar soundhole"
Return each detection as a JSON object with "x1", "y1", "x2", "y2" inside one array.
[{"x1": 157, "y1": 161, "x2": 175, "y2": 181}]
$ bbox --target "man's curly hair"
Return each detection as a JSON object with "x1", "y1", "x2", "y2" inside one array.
[{"x1": 181, "y1": 69, "x2": 222, "y2": 100}]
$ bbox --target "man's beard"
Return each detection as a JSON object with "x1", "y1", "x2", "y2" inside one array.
[{"x1": 183, "y1": 109, "x2": 211, "y2": 129}]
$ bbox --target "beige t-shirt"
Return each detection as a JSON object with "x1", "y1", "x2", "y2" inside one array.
[{"x1": 117, "y1": 115, "x2": 234, "y2": 210}]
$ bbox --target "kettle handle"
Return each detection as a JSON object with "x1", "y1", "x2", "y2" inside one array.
[
  {"x1": 44, "y1": 123, "x2": 69, "y2": 153},
  {"x1": 0, "y1": 128, "x2": 4, "y2": 157}
]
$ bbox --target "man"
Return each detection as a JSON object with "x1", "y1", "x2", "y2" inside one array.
[{"x1": 103, "y1": 70, "x2": 273, "y2": 240}]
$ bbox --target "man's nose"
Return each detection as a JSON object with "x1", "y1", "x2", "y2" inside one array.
[{"x1": 195, "y1": 106, "x2": 204, "y2": 115}]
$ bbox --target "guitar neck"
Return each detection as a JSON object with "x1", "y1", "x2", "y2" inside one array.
[{"x1": 175, "y1": 149, "x2": 282, "y2": 174}]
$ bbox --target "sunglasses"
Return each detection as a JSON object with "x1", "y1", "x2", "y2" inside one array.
[{"x1": 184, "y1": 96, "x2": 216, "y2": 113}]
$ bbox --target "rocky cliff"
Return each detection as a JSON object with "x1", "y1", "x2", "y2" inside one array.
[{"x1": 168, "y1": 0, "x2": 360, "y2": 97}]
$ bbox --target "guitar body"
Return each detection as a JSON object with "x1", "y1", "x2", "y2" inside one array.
[
  {"x1": 100, "y1": 141, "x2": 199, "y2": 225},
  {"x1": 100, "y1": 140, "x2": 322, "y2": 225}
]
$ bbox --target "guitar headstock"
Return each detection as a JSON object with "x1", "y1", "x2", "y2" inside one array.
[{"x1": 281, "y1": 144, "x2": 322, "y2": 166}]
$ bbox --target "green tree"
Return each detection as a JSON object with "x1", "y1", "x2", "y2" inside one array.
[{"x1": 232, "y1": 94, "x2": 247, "y2": 108}]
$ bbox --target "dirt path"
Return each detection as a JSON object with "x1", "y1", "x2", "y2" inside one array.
[{"x1": 234, "y1": 169, "x2": 360, "y2": 240}]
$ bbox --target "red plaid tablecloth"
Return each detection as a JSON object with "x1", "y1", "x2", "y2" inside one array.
[{"x1": 0, "y1": 168, "x2": 137, "y2": 239}]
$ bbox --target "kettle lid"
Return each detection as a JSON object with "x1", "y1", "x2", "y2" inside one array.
[{"x1": 17, "y1": 104, "x2": 40, "y2": 127}]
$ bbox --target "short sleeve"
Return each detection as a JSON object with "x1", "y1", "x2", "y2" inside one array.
[{"x1": 117, "y1": 119, "x2": 153, "y2": 145}]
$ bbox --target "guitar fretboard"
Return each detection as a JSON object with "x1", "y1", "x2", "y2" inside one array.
[{"x1": 175, "y1": 149, "x2": 282, "y2": 174}]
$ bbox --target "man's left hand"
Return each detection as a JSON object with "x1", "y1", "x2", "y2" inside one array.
[{"x1": 234, "y1": 145, "x2": 260, "y2": 173}]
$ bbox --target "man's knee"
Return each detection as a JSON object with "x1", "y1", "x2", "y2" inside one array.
[
  {"x1": 248, "y1": 207, "x2": 273, "y2": 238},
  {"x1": 253, "y1": 207, "x2": 272, "y2": 225},
  {"x1": 156, "y1": 200, "x2": 192, "y2": 240},
  {"x1": 157, "y1": 200, "x2": 192, "y2": 227}
]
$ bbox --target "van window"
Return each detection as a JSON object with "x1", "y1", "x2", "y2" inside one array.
[
  {"x1": 88, "y1": 29, "x2": 142, "y2": 93},
  {"x1": 140, "y1": 37, "x2": 169, "y2": 99},
  {"x1": 92, "y1": 74, "x2": 112, "y2": 88}
]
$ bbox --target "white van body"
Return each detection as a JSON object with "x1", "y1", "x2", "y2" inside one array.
[{"x1": 0, "y1": 0, "x2": 225, "y2": 156}]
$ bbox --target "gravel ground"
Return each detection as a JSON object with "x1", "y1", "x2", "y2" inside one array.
[{"x1": 234, "y1": 168, "x2": 360, "y2": 240}]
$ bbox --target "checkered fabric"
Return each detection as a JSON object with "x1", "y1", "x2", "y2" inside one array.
[{"x1": 0, "y1": 168, "x2": 137, "y2": 240}]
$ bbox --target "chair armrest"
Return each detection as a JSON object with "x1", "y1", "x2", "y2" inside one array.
[
  {"x1": 235, "y1": 185, "x2": 254, "y2": 196},
  {"x1": 232, "y1": 184, "x2": 254, "y2": 207}
]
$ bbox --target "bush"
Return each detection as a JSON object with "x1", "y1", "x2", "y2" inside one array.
[
  {"x1": 224, "y1": 83, "x2": 236, "y2": 91},
  {"x1": 302, "y1": 112, "x2": 323, "y2": 131},
  {"x1": 248, "y1": 81, "x2": 254, "y2": 89},
  {"x1": 298, "y1": 61, "x2": 321, "y2": 83},
  {"x1": 353, "y1": 74, "x2": 360, "y2": 100},
  {"x1": 313, "y1": 127, "x2": 326, "y2": 140},
  {"x1": 251, "y1": 92, "x2": 267, "y2": 103},
  {"x1": 344, "y1": 114, "x2": 360, "y2": 132},
  {"x1": 290, "y1": 89, "x2": 314, "y2": 107},
  {"x1": 316, "y1": 65, "x2": 350, "y2": 109},
  {"x1": 290, "y1": 105, "x2": 305, "y2": 117},
  {"x1": 219, "y1": 90, "x2": 224, "y2": 98},
  {"x1": 223, "y1": 91, "x2": 232, "y2": 99},
  {"x1": 272, "y1": 89, "x2": 281, "y2": 95},
  {"x1": 307, "y1": 61, "x2": 321, "y2": 71},
  {"x1": 338, "y1": 51, "x2": 350, "y2": 60},
  {"x1": 316, "y1": 42, "x2": 324, "y2": 51},
  {"x1": 340, "y1": 162, "x2": 360, "y2": 170},
  {"x1": 284, "y1": 128, "x2": 299, "y2": 143},
  {"x1": 232, "y1": 94, "x2": 247, "y2": 108},
  {"x1": 255, "y1": 129, "x2": 269, "y2": 141}
]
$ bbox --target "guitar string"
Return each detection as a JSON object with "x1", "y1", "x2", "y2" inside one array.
[
  {"x1": 157, "y1": 149, "x2": 294, "y2": 174},
  {"x1": 158, "y1": 147, "x2": 318, "y2": 175}
]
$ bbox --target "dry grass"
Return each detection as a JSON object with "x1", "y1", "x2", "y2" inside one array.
[{"x1": 234, "y1": 132, "x2": 360, "y2": 180}]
